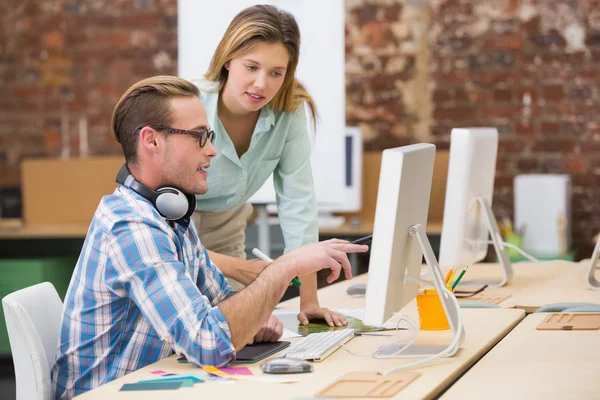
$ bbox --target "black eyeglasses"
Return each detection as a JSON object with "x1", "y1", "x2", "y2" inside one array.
[{"x1": 136, "y1": 125, "x2": 215, "y2": 148}]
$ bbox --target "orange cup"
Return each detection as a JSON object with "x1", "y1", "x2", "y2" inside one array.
[{"x1": 416, "y1": 289, "x2": 451, "y2": 330}]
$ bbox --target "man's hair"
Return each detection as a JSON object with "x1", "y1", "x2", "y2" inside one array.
[{"x1": 111, "y1": 75, "x2": 200, "y2": 164}]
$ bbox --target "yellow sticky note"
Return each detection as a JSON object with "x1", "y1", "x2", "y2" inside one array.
[{"x1": 202, "y1": 366, "x2": 230, "y2": 377}]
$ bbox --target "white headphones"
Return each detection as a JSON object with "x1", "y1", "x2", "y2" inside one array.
[{"x1": 115, "y1": 164, "x2": 196, "y2": 222}]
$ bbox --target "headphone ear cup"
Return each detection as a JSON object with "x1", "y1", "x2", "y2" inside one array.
[
  {"x1": 182, "y1": 193, "x2": 197, "y2": 220},
  {"x1": 155, "y1": 187, "x2": 191, "y2": 221}
]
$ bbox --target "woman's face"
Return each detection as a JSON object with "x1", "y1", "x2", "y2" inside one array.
[{"x1": 223, "y1": 41, "x2": 290, "y2": 114}]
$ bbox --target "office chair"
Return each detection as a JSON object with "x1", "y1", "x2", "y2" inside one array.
[{"x1": 2, "y1": 282, "x2": 63, "y2": 400}]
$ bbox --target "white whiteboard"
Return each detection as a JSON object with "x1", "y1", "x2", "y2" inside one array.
[{"x1": 178, "y1": 0, "x2": 345, "y2": 206}]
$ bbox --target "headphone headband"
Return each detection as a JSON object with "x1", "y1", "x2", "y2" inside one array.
[{"x1": 115, "y1": 164, "x2": 196, "y2": 222}]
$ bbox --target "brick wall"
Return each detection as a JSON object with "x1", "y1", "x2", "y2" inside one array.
[
  {"x1": 0, "y1": 0, "x2": 178, "y2": 187},
  {"x1": 1, "y1": 0, "x2": 599, "y2": 257},
  {"x1": 346, "y1": 0, "x2": 600, "y2": 258}
]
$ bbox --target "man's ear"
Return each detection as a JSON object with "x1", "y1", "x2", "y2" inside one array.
[{"x1": 138, "y1": 126, "x2": 160, "y2": 152}]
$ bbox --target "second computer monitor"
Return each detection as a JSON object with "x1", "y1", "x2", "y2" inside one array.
[
  {"x1": 363, "y1": 143, "x2": 436, "y2": 327},
  {"x1": 439, "y1": 128, "x2": 499, "y2": 270}
]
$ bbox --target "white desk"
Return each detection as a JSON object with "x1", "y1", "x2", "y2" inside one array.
[
  {"x1": 75, "y1": 274, "x2": 525, "y2": 399},
  {"x1": 502, "y1": 263, "x2": 600, "y2": 312},
  {"x1": 441, "y1": 312, "x2": 600, "y2": 399},
  {"x1": 452, "y1": 261, "x2": 583, "y2": 310}
]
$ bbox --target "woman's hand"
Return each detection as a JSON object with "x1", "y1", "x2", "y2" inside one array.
[{"x1": 297, "y1": 303, "x2": 348, "y2": 327}]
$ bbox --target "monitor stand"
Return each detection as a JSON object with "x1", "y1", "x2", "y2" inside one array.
[
  {"x1": 586, "y1": 235, "x2": 600, "y2": 290},
  {"x1": 376, "y1": 224, "x2": 465, "y2": 359},
  {"x1": 460, "y1": 196, "x2": 514, "y2": 288}
]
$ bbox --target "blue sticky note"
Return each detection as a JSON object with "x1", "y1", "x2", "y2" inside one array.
[
  {"x1": 140, "y1": 375, "x2": 205, "y2": 384},
  {"x1": 120, "y1": 381, "x2": 183, "y2": 391}
]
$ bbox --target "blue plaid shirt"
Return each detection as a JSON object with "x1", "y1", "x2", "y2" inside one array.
[{"x1": 51, "y1": 186, "x2": 236, "y2": 399}]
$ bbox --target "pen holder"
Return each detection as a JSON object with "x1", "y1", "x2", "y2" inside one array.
[
  {"x1": 504, "y1": 233, "x2": 523, "y2": 259},
  {"x1": 416, "y1": 289, "x2": 451, "y2": 331}
]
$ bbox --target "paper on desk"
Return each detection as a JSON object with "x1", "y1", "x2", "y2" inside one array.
[
  {"x1": 334, "y1": 309, "x2": 411, "y2": 330},
  {"x1": 273, "y1": 309, "x2": 410, "y2": 332},
  {"x1": 281, "y1": 328, "x2": 302, "y2": 339}
]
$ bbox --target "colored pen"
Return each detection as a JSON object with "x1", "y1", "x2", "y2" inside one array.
[
  {"x1": 451, "y1": 266, "x2": 469, "y2": 290},
  {"x1": 351, "y1": 235, "x2": 373, "y2": 245},
  {"x1": 444, "y1": 266, "x2": 455, "y2": 285},
  {"x1": 252, "y1": 248, "x2": 302, "y2": 288}
]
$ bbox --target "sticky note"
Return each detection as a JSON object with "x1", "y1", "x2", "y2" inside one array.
[
  {"x1": 218, "y1": 367, "x2": 253, "y2": 376},
  {"x1": 140, "y1": 375, "x2": 205, "y2": 384},
  {"x1": 119, "y1": 381, "x2": 183, "y2": 391},
  {"x1": 202, "y1": 365, "x2": 229, "y2": 377},
  {"x1": 150, "y1": 370, "x2": 167, "y2": 375}
]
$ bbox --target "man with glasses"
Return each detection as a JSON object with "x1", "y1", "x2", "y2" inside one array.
[{"x1": 51, "y1": 76, "x2": 368, "y2": 399}]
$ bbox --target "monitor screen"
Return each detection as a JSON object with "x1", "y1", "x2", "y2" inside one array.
[
  {"x1": 439, "y1": 128, "x2": 499, "y2": 270},
  {"x1": 363, "y1": 144, "x2": 436, "y2": 326}
]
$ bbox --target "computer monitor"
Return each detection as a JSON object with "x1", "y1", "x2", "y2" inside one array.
[
  {"x1": 362, "y1": 144, "x2": 464, "y2": 358},
  {"x1": 439, "y1": 128, "x2": 513, "y2": 287},
  {"x1": 587, "y1": 234, "x2": 600, "y2": 290}
]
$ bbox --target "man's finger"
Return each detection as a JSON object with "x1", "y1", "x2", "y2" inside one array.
[
  {"x1": 254, "y1": 326, "x2": 266, "y2": 343},
  {"x1": 331, "y1": 243, "x2": 369, "y2": 253}
]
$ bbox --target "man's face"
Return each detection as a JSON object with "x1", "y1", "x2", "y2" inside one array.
[{"x1": 160, "y1": 96, "x2": 217, "y2": 195}]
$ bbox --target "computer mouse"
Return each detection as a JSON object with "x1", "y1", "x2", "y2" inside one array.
[
  {"x1": 260, "y1": 357, "x2": 313, "y2": 374},
  {"x1": 346, "y1": 283, "x2": 367, "y2": 297}
]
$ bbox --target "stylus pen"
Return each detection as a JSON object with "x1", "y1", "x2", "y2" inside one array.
[
  {"x1": 351, "y1": 235, "x2": 373, "y2": 245},
  {"x1": 252, "y1": 248, "x2": 302, "y2": 288}
]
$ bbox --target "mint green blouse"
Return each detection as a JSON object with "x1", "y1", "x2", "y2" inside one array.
[{"x1": 196, "y1": 89, "x2": 318, "y2": 252}]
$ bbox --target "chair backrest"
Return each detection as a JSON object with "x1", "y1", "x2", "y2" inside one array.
[{"x1": 2, "y1": 282, "x2": 64, "y2": 400}]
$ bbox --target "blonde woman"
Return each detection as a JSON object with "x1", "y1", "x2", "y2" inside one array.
[{"x1": 194, "y1": 5, "x2": 348, "y2": 327}]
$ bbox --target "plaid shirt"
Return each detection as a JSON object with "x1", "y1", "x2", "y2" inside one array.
[{"x1": 51, "y1": 186, "x2": 236, "y2": 399}]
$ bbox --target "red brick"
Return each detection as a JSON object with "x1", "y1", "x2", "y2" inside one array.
[
  {"x1": 565, "y1": 155, "x2": 589, "y2": 173},
  {"x1": 580, "y1": 139, "x2": 600, "y2": 153},
  {"x1": 494, "y1": 175, "x2": 514, "y2": 189},
  {"x1": 477, "y1": 71, "x2": 521, "y2": 85},
  {"x1": 517, "y1": 157, "x2": 539, "y2": 172},
  {"x1": 532, "y1": 139, "x2": 577, "y2": 152},
  {"x1": 493, "y1": 88, "x2": 513, "y2": 102},
  {"x1": 541, "y1": 85, "x2": 564, "y2": 102},
  {"x1": 433, "y1": 106, "x2": 478, "y2": 122},
  {"x1": 42, "y1": 32, "x2": 64, "y2": 50},
  {"x1": 454, "y1": 88, "x2": 469, "y2": 103},
  {"x1": 433, "y1": 72, "x2": 471, "y2": 84},
  {"x1": 498, "y1": 138, "x2": 525, "y2": 154},
  {"x1": 483, "y1": 35, "x2": 524, "y2": 50},
  {"x1": 433, "y1": 89, "x2": 452, "y2": 103},
  {"x1": 482, "y1": 106, "x2": 520, "y2": 119},
  {"x1": 382, "y1": 4, "x2": 403, "y2": 21},
  {"x1": 540, "y1": 121, "x2": 560, "y2": 135},
  {"x1": 515, "y1": 122, "x2": 536, "y2": 136}
]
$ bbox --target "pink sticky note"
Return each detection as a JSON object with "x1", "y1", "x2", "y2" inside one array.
[
  {"x1": 150, "y1": 370, "x2": 167, "y2": 375},
  {"x1": 219, "y1": 367, "x2": 253, "y2": 376}
]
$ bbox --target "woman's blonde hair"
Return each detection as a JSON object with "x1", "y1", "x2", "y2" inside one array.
[{"x1": 205, "y1": 4, "x2": 317, "y2": 121}]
